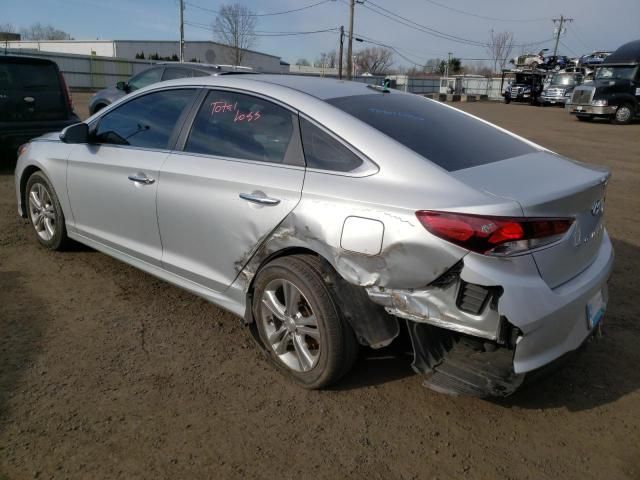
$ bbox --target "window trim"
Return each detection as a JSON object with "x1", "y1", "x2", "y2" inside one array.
[
  {"x1": 298, "y1": 113, "x2": 379, "y2": 177},
  {"x1": 88, "y1": 86, "x2": 200, "y2": 152},
  {"x1": 175, "y1": 87, "x2": 305, "y2": 169}
]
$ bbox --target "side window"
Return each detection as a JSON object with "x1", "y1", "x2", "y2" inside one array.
[
  {"x1": 95, "y1": 89, "x2": 196, "y2": 149},
  {"x1": 185, "y1": 90, "x2": 295, "y2": 164},
  {"x1": 299, "y1": 118, "x2": 363, "y2": 172},
  {"x1": 162, "y1": 67, "x2": 192, "y2": 81},
  {"x1": 128, "y1": 68, "x2": 163, "y2": 91}
]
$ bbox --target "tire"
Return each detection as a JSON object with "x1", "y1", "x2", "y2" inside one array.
[
  {"x1": 25, "y1": 171, "x2": 71, "y2": 250},
  {"x1": 612, "y1": 103, "x2": 634, "y2": 125},
  {"x1": 530, "y1": 61, "x2": 539, "y2": 69},
  {"x1": 252, "y1": 254, "x2": 358, "y2": 389},
  {"x1": 576, "y1": 115, "x2": 593, "y2": 122}
]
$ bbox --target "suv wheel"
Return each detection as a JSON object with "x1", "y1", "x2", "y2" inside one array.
[
  {"x1": 252, "y1": 255, "x2": 358, "y2": 389},
  {"x1": 612, "y1": 103, "x2": 634, "y2": 125}
]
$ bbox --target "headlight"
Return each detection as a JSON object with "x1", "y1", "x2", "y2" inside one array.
[{"x1": 592, "y1": 99, "x2": 608, "y2": 106}]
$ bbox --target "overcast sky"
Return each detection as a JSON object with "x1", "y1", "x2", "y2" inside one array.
[{"x1": 3, "y1": 0, "x2": 639, "y2": 66}]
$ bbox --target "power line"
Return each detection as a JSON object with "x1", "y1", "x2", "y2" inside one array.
[
  {"x1": 359, "y1": 0, "x2": 554, "y2": 49},
  {"x1": 421, "y1": 0, "x2": 547, "y2": 23},
  {"x1": 184, "y1": 21, "x2": 339, "y2": 37},
  {"x1": 184, "y1": 0, "x2": 333, "y2": 16}
]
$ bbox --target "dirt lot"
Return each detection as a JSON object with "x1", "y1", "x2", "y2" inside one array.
[{"x1": 1, "y1": 94, "x2": 639, "y2": 480}]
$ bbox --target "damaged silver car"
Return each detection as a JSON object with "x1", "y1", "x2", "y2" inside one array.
[{"x1": 14, "y1": 75, "x2": 613, "y2": 396}]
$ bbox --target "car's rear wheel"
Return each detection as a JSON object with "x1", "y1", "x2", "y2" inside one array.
[
  {"x1": 25, "y1": 171, "x2": 71, "y2": 250},
  {"x1": 612, "y1": 103, "x2": 634, "y2": 125},
  {"x1": 252, "y1": 255, "x2": 358, "y2": 389}
]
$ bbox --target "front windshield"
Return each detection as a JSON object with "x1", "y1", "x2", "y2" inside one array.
[
  {"x1": 550, "y1": 73, "x2": 578, "y2": 86},
  {"x1": 595, "y1": 66, "x2": 638, "y2": 81}
]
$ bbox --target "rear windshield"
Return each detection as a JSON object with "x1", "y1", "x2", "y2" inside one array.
[
  {"x1": 327, "y1": 93, "x2": 535, "y2": 171},
  {"x1": 0, "y1": 61, "x2": 60, "y2": 90}
]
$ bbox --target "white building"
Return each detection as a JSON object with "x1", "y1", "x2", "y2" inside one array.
[{"x1": 5, "y1": 39, "x2": 283, "y2": 73}]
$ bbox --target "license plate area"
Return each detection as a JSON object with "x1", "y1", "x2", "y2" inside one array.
[{"x1": 586, "y1": 290, "x2": 605, "y2": 330}]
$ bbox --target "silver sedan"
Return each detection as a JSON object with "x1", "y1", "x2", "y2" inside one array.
[{"x1": 14, "y1": 75, "x2": 613, "y2": 396}]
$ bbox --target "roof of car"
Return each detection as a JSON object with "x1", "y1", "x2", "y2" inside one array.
[
  {"x1": 156, "y1": 62, "x2": 254, "y2": 72},
  {"x1": 218, "y1": 74, "x2": 384, "y2": 100}
]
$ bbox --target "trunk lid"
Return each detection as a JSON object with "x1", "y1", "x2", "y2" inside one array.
[
  {"x1": 0, "y1": 57, "x2": 68, "y2": 122},
  {"x1": 453, "y1": 151, "x2": 609, "y2": 288}
]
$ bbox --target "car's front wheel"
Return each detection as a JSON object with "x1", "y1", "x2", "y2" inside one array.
[
  {"x1": 25, "y1": 171, "x2": 71, "y2": 250},
  {"x1": 252, "y1": 255, "x2": 358, "y2": 389}
]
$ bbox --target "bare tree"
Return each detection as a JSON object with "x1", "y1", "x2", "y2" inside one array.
[
  {"x1": 487, "y1": 30, "x2": 514, "y2": 73},
  {"x1": 20, "y1": 23, "x2": 72, "y2": 40},
  {"x1": 0, "y1": 23, "x2": 17, "y2": 34},
  {"x1": 295, "y1": 58, "x2": 310, "y2": 66},
  {"x1": 354, "y1": 47, "x2": 393, "y2": 75},
  {"x1": 314, "y1": 50, "x2": 338, "y2": 68},
  {"x1": 213, "y1": 3, "x2": 257, "y2": 66}
]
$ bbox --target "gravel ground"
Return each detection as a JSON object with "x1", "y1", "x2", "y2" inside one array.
[{"x1": 1, "y1": 94, "x2": 639, "y2": 480}]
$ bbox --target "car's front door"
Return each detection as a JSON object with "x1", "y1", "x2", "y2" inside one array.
[
  {"x1": 66, "y1": 88, "x2": 197, "y2": 265},
  {"x1": 157, "y1": 89, "x2": 305, "y2": 291}
]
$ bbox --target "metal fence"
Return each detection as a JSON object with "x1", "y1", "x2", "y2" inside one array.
[{"x1": 3, "y1": 48, "x2": 156, "y2": 90}]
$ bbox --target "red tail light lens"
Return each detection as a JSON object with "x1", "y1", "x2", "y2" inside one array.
[{"x1": 416, "y1": 210, "x2": 573, "y2": 256}]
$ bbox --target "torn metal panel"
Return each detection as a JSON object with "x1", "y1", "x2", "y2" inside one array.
[{"x1": 366, "y1": 279, "x2": 503, "y2": 341}]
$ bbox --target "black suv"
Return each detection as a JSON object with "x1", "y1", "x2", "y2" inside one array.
[{"x1": 0, "y1": 55, "x2": 80, "y2": 158}]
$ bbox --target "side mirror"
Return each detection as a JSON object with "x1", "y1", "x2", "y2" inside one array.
[
  {"x1": 116, "y1": 81, "x2": 129, "y2": 92},
  {"x1": 60, "y1": 123, "x2": 89, "y2": 144}
]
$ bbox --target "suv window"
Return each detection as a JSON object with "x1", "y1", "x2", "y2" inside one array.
[
  {"x1": 185, "y1": 90, "x2": 295, "y2": 164},
  {"x1": 299, "y1": 118, "x2": 363, "y2": 172},
  {"x1": 128, "y1": 68, "x2": 163, "y2": 91},
  {"x1": 328, "y1": 93, "x2": 535, "y2": 172},
  {"x1": 162, "y1": 67, "x2": 193, "y2": 81},
  {"x1": 95, "y1": 89, "x2": 196, "y2": 149}
]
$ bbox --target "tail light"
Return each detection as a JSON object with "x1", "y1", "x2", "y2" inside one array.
[
  {"x1": 58, "y1": 71, "x2": 73, "y2": 112},
  {"x1": 415, "y1": 210, "x2": 573, "y2": 256}
]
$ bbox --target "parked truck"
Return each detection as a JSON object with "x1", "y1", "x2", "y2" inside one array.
[{"x1": 566, "y1": 39, "x2": 640, "y2": 124}]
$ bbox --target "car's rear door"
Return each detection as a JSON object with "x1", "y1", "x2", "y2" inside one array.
[
  {"x1": 0, "y1": 57, "x2": 67, "y2": 123},
  {"x1": 66, "y1": 88, "x2": 198, "y2": 265},
  {"x1": 157, "y1": 89, "x2": 305, "y2": 292}
]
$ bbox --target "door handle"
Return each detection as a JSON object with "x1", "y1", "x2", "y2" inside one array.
[
  {"x1": 239, "y1": 192, "x2": 281, "y2": 206},
  {"x1": 128, "y1": 173, "x2": 155, "y2": 185}
]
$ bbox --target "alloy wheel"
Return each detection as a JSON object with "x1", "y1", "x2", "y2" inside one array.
[
  {"x1": 28, "y1": 183, "x2": 56, "y2": 241},
  {"x1": 259, "y1": 278, "x2": 321, "y2": 372}
]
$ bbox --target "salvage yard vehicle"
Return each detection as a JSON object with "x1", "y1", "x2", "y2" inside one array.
[
  {"x1": 0, "y1": 55, "x2": 79, "y2": 158},
  {"x1": 502, "y1": 71, "x2": 546, "y2": 104},
  {"x1": 567, "y1": 39, "x2": 640, "y2": 124},
  {"x1": 510, "y1": 49, "x2": 547, "y2": 69},
  {"x1": 578, "y1": 50, "x2": 612, "y2": 68},
  {"x1": 15, "y1": 75, "x2": 613, "y2": 397},
  {"x1": 541, "y1": 72, "x2": 584, "y2": 105},
  {"x1": 88, "y1": 62, "x2": 253, "y2": 114}
]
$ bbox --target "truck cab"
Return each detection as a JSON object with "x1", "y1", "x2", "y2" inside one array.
[
  {"x1": 567, "y1": 40, "x2": 640, "y2": 124},
  {"x1": 541, "y1": 72, "x2": 584, "y2": 105},
  {"x1": 502, "y1": 71, "x2": 545, "y2": 104}
]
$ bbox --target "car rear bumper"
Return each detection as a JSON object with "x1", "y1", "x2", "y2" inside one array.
[
  {"x1": 366, "y1": 230, "x2": 614, "y2": 377},
  {"x1": 0, "y1": 117, "x2": 80, "y2": 151},
  {"x1": 566, "y1": 104, "x2": 616, "y2": 116},
  {"x1": 511, "y1": 231, "x2": 613, "y2": 373}
]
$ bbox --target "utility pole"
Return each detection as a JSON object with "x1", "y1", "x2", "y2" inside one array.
[
  {"x1": 179, "y1": 0, "x2": 185, "y2": 62},
  {"x1": 338, "y1": 26, "x2": 344, "y2": 80},
  {"x1": 551, "y1": 15, "x2": 573, "y2": 57},
  {"x1": 346, "y1": 0, "x2": 355, "y2": 79},
  {"x1": 445, "y1": 51, "x2": 452, "y2": 78}
]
